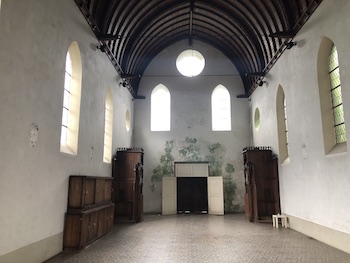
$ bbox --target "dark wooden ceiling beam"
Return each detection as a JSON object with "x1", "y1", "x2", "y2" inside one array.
[{"x1": 73, "y1": 0, "x2": 324, "y2": 97}]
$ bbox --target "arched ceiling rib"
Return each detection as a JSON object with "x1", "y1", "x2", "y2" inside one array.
[{"x1": 74, "y1": 0, "x2": 323, "y2": 97}]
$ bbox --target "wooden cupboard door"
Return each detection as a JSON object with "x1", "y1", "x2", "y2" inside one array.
[
  {"x1": 83, "y1": 178, "x2": 96, "y2": 207},
  {"x1": 97, "y1": 204, "x2": 115, "y2": 237},
  {"x1": 87, "y1": 211, "x2": 98, "y2": 242},
  {"x1": 63, "y1": 213, "x2": 83, "y2": 250},
  {"x1": 104, "y1": 179, "x2": 113, "y2": 202},
  {"x1": 107, "y1": 205, "x2": 114, "y2": 231},
  {"x1": 68, "y1": 177, "x2": 84, "y2": 209},
  {"x1": 97, "y1": 208, "x2": 107, "y2": 237},
  {"x1": 80, "y1": 214, "x2": 90, "y2": 248},
  {"x1": 95, "y1": 179, "x2": 105, "y2": 204}
]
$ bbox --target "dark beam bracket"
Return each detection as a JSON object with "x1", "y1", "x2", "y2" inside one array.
[
  {"x1": 96, "y1": 33, "x2": 122, "y2": 41},
  {"x1": 73, "y1": 0, "x2": 136, "y2": 97},
  {"x1": 248, "y1": 0, "x2": 324, "y2": 95},
  {"x1": 269, "y1": 31, "x2": 295, "y2": 38}
]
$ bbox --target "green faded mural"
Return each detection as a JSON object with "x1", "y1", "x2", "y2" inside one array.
[
  {"x1": 151, "y1": 137, "x2": 240, "y2": 212},
  {"x1": 150, "y1": 140, "x2": 175, "y2": 191}
]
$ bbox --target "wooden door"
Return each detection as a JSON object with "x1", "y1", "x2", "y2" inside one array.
[
  {"x1": 162, "y1": 177, "x2": 176, "y2": 215},
  {"x1": 208, "y1": 176, "x2": 224, "y2": 215},
  {"x1": 177, "y1": 177, "x2": 192, "y2": 212},
  {"x1": 177, "y1": 177, "x2": 208, "y2": 213},
  {"x1": 192, "y1": 177, "x2": 208, "y2": 212}
]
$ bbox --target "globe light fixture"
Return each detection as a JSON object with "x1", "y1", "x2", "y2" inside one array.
[{"x1": 176, "y1": 49, "x2": 205, "y2": 77}]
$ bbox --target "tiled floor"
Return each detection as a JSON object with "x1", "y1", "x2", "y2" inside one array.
[{"x1": 46, "y1": 213, "x2": 350, "y2": 263}]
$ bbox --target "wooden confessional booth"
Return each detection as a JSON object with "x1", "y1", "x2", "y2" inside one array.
[
  {"x1": 112, "y1": 148, "x2": 144, "y2": 223},
  {"x1": 243, "y1": 147, "x2": 281, "y2": 222}
]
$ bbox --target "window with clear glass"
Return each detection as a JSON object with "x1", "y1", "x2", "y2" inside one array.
[
  {"x1": 151, "y1": 84, "x2": 170, "y2": 131},
  {"x1": 276, "y1": 85, "x2": 289, "y2": 162},
  {"x1": 60, "y1": 42, "x2": 82, "y2": 155},
  {"x1": 126, "y1": 110, "x2": 131, "y2": 131},
  {"x1": 211, "y1": 85, "x2": 231, "y2": 131},
  {"x1": 318, "y1": 38, "x2": 347, "y2": 154},
  {"x1": 283, "y1": 96, "x2": 289, "y2": 154},
  {"x1": 103, "y1": 88, "x2": 113, "y2": 163},
  {"x1": 60, "y1": 52, "x2": 72, "y2": 148},
  {"x1": 329, "y1": 45, "x2": 346, "y2": 144}
]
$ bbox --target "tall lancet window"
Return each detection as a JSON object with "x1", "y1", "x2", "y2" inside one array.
[
  {"x1": 151, "y1": 84, "x2": 170, "y2": 131},
  {"x1": 211, "y1": 85, "x2": 231, "y2": 131}
]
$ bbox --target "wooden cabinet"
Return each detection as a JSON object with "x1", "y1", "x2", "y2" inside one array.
[
  {"x1": 67, "y1": 176, "x2": 113, "y2": 210},
  {"x1": 63, "y1": 176, "x2": 114, "y2": 251},
  {"x1": 243, "y1": 147, "x2": 281, "y2": 222},
  {"x1": 112, "y1": 148, "x2": 143, "y2": 223},
  {"x1": 63, "y1": 204, "x2": 114, "y2": 250}
]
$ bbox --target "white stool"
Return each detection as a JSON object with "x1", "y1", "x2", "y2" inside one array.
[{"x1": 272, "y1": 214, "x2": 288, "y2": 228}]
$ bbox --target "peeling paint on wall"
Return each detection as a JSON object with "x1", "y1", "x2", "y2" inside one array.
[{"x1": 29, "y1": 123, "x2": 39, "y2": 147}]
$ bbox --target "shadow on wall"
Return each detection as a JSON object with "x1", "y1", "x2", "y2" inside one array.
[{"x1": 151, "y1": 137, "x2": 240, "y2": 212}]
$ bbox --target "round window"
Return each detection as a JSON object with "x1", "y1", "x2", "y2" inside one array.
[{"x1": 254, "y1": 108, "x2": 260, "y2": 130}]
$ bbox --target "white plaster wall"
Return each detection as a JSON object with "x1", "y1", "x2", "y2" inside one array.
[
  {"x1": 134, "y1": 40, "x2": 250, "y2": 213},
  {"x1": 250, "y1": 0, "x2": 350, "y2": 234},
  {"x1": 0, "y1": 0, "x2": 133, "y2": 257}
]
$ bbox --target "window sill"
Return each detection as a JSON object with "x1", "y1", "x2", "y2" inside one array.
[
  {"x1": 60, "y1": 144, "x2": 77, "y2": 156},
  {"x1": 326, "y1": 142, "x2": 347, "y2": 156}
]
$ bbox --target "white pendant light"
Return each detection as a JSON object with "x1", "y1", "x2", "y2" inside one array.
[{"x1": 176, "y1": 49, "x2": 205, "y2": 77}]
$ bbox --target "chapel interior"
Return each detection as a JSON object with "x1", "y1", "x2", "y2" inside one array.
[{"x1": 0, "y1": 0, "x2": 350, "y2": 262}]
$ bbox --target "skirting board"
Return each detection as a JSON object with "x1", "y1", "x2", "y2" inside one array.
[
  {"x1": 287, "y1": 214, "x2": 350, "y2": 254},
  {"x1": 0, "y1": 232, "x2": 63, "y2": 263}
]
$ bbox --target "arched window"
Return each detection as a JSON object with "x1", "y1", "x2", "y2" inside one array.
[
  {"x1": 276, "y1": 85, "x2": 289, "y2": 163},
  {"x1": 103, "y1": 88, "x2": 113, "y2": 163},
  {"x1": 151, "y1": 84, "x2": 170, "y2": 131},
  {"x1": 254, "y1": 108, "x2": 260, "y2": 130},
  {"x1": 126, "y1": 110, "x2": 131, "y2": 132},
  {"x1": 318, "y1": 38, "x2": 347, "y2": 154},
  {"x1": 211, "y1": 85, "x2": 231, "y2": 131},
  {"x1": 329, "y1": 45, "x2": 346, "y2": 144},
  {"x1": 60, "y1": 42, "x2": 82, "y2": 155}
]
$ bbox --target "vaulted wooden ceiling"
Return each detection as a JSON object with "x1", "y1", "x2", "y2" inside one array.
[{"x1": 74, "y1": 0, "x2": 323, "y2": 97}]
